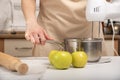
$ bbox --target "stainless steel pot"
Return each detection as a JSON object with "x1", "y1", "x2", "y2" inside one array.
[
  {"x1": 47, "y1": 38, "x2": 82, "y2": 52},
  {"x1": 64, "y1": 38, "x2": 82, "y2": 53},
  {"x1": 81, "y1": 38, "x2": 102, "y2": 62},
  {"x1": 47, "y1": 38, "x2": 102, "y2": 62}
]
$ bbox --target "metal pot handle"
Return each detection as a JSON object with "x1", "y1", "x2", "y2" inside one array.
[
  {"x1": 46, "y1": 40, "x2": 64, "y2": 50},
  {"x1": 32, "y1": 40, "x2": 64, "y2": 56}
]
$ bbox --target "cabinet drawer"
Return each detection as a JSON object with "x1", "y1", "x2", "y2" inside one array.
[{"x1": 4, "y1": 39, "x2": 33, "y2": 57}]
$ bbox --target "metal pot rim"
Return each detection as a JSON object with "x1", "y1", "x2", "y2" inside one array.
[
  {"x1": 64, "y1": 38, "x2": 82, "y2": 42},
  {"x1": 64, "y1": 38, "x2": 103, "y2": 42},
  {"x1": 82, "y1": 38, "x2": 103, "y2": 42}
]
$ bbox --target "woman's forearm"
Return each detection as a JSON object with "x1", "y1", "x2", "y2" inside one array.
[{"x1": 21, "y1": 0, "x2": 37, "y2": 24}]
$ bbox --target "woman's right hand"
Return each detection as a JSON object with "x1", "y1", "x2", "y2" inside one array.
[
  {"x1": 25, "y1": 20, "x2": 53, "y2": 45},
  {"x1": 21, "y1": 0, "x2": 53, "y2": 45}
]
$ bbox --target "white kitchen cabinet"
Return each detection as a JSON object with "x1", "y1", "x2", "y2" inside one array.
[{"x1": 4, "y1": 39, "x2": 33, "y2": 57}]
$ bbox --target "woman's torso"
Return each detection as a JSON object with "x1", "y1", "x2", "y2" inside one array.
[
  {"x1": 38, "y1": 0, "x2": 101, "y2": 41},
  {"x1": 34, "y1": 0, "x2": 106, "y2": 57}
]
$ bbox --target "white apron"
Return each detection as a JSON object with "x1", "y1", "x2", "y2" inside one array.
[{"x1": 33, "y1": 0, "x2": 107, "y2": 57}]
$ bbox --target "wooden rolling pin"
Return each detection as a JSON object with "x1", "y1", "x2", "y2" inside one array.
[{"x1": 0, "y1": 52, "x2": 28, "y2": 75}]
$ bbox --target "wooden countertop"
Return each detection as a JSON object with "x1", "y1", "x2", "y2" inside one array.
[
  {"x1": 0, "y1": 32, "x2": 120, "y2": 40},
  {"x1": 104, "y1": 35, "x2": 120, "y2": 40},
  {"x1": 0, "y1": 32, "x2": 25, "y2": 39}
]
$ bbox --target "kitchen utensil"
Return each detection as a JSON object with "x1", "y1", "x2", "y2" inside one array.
[
  {"x1": 46, "y1": 38, "x2": 82, "y2": 53},
  {"x1": 87, "y1": 58, "x2": 112, "y2": 65},
  {"x1": 91, "y1": 22, "x2": 94, "y2": 38},
  {"x1": 81, "y1": 38, "x2": 102, "y2": 62},
  {"x1": 46, "y1": 38, "x2": 102, "y2": 62},
  {"x1": 46, "y1": 40, "x2": 64, "y2": 50},
  {"x1": 32, "y1": 44, "x2": 36, "y2": 56},
  {"x1": 64, "y1": 38, "x2": 82, "y2": 53},
  {"x1": 98, "y1": 22, "x2": 101, "y2": 37},
  {"x1": 0, "y1": 52, "x2": 28, "y2": 74},
  {"x1": 0, "y1": 59, "x2": 47, "y2": 80}
]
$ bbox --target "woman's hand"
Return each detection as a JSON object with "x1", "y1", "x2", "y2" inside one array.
[
  {"x1": 21, "y1": 0, "x2": 52, "y2": 45},
  {"x1": 25, "y1": 21, "x2": 53, "y2": 45}
]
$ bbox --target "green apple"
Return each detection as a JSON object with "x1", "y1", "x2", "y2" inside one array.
[
  {"x1": 52, "y1": 51, "x2": 72, "y2": 69},
  {"x1": 48, "y1": 50, "x2": 58, "y2": 65},
  {"x1": 72, "y1": 51, "x2": 88, "y2": 68}
]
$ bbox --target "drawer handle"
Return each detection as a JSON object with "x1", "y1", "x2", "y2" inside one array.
[{"x1": 15, "y1": 47, "x2": 32, "y2": 50}]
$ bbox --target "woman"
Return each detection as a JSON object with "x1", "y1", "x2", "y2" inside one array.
[{"x1": 21, "y1": 0, "x2": 107, "y2": 56}]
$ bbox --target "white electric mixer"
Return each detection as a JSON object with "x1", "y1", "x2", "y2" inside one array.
[
  {"x1": 86, "y1": 0, "x2": 120, "y2": 21},
  {"x1": 86, "y1": 0, "x2": 120, "y2": 56}
]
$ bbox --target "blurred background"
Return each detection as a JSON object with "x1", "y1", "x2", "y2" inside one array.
[{"x1": 0, "y1": 0, "x2": 39, "y2": 33}]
